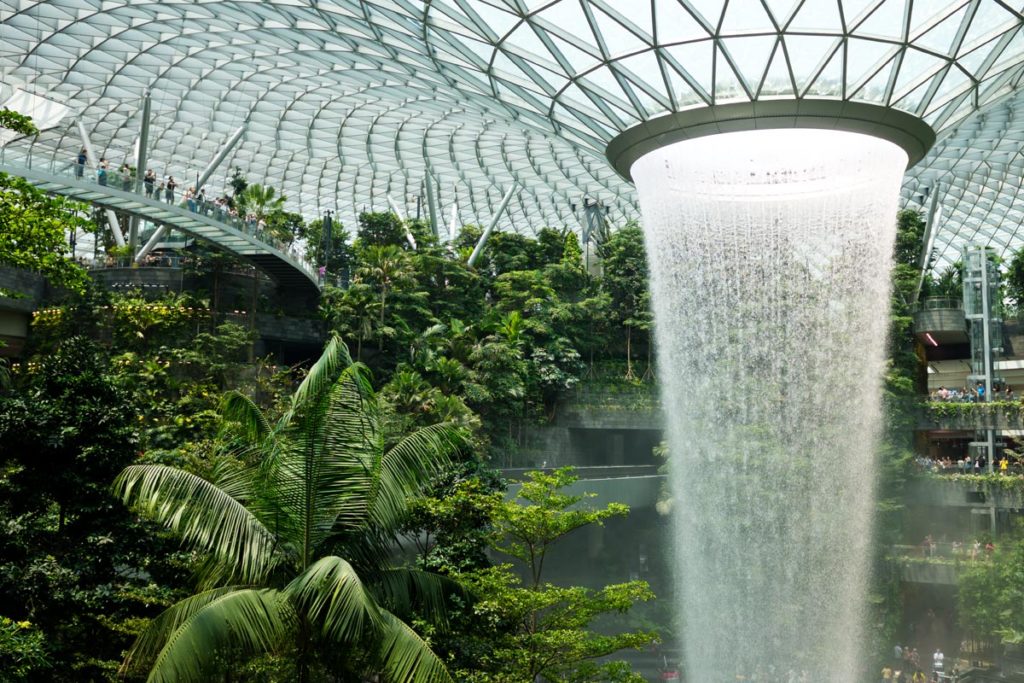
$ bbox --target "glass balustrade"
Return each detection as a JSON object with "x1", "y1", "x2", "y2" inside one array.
[{"x1": 0, "y1": 153, "x2": 318, "y2": 280}]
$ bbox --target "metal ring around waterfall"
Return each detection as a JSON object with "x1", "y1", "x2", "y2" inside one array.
[{"x1": 605, "y1": 99, "x2": 937, "y2": 182}]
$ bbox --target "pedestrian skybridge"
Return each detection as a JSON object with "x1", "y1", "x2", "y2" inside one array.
[{"x1": 0, "y1": 159, "x2": 321, "y2": 299}]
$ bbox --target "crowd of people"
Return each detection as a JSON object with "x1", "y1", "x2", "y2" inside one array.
[
  {"x1": 914, "y1": 453, "x2": 1017, "y2": 475},
  {"x1": 882, "y1": 645, "x2": 957, "y2": 682},
  {"x1": 930, "y1": 384, "x2": 1016, "y2": 402},
  {"x1": 72, "y1": 150, "x2": 315, "y2": 277},
  {"x1": 914, "y1": 535, "x2": 995, "y2": 561},
  {"x1": 74, "y1": 149, "x2": 270, "y2": 232}
]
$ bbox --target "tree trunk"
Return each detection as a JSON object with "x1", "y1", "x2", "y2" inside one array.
[
  {"x1": 249, "y1": 271, "x2": 258, "y2": 362},
  {"x1": 378, "y1": 289, "x2": 387, "y2": 351},
  {"x1": 624, "y1": 325, "x2": 635, "y2": 380}
]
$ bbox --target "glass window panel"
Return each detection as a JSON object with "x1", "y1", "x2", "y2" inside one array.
[
  {"x1": 805, "y1": 43, "x2": 844, "y2": 96},
  {"x1": 850, "y1": 52, "x2": 897, "y2": 101},
  {"x1": 681, "y1": 0, "x2": 726, "y2": 30},
  {"x1": 782, "y1": 34, "x2": 840, "y2": 91},
  {"x1": 846, "y1": 36, "x2": 898, "y2": 86},
  {"x1": 663, "y1": 40, "x2": 715, "y2": 94},
  {"x1": 788, "y1": 0, "x2": 843, "y2": 33},
  {"x1": 720, "y1": 0, "x2": 774, "y2": 34},
  {"x1": 720, "y1": 35, "x2": 776, "y2": 91},
  {"x1": 913, "y1": 4, "x2": 968, "y2": 56},
  {"x1": 758, "y1": 41, "x2": 794, "y2": 95},
  {"x1": 654, "y1": 0, "x2": 710, "y2": 44},
  {"x1": 854, "y1": 0, "x2": 909, "y2": 41},
  {"x1": 590, "y1": 4, "x2": 649, "y2": 56},
  {"x1": 714, "y1": 45, "x2": 750, "y2": 101}
]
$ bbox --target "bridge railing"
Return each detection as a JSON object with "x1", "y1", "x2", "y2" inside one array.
[{"x1": 0, "y1": 152, "x2": 319, "y2": 283}]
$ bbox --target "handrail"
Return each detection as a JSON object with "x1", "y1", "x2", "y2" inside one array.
[
  {"x1": 0, "y1": 156, "x2": 319, "y2": 284},
  {"x1": 914, "y1": 296, "x2": 964, "y2": 312}
]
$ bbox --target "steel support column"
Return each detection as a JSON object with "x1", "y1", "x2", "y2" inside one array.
[
  {"x1": 77, "y1": 120, "x2": 125, "y2": 247},
  {"x1": 912, "y1": 185, "x2": 942, "y2": 305},
  {"x1": 467, "y1": 184, "x2": 516, "y2": 267},
  {"x1": 425, "y1": 172, "x2": 439, "y2": 240},
  {"x1": 387, "y1": 193, "x2": 417, "y2": 249},
  {"x1": 129, "y1": 92, "x2": 152, "y2": 255},
  {"x1": 197, "y1": 125, "x2": 246, "y2": 191}
]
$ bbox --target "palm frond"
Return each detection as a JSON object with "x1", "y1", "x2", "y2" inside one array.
[
  {"x1": 281, "y1": 335, "x2": 360, "y2": 427},
  {"x1": 121, "y1": 586, "x2": 245, "y2": 676},
  {"x1": 375, "y1": 610, "x2": 454, "y2": 683},
  {"x1": 285, "y1": 555, "x2": 383, "y2": 642},
  {"x1": 370, "y1": 568, "x2": 465, "y2": 626},
  {"x1": 272, "y1": 364, "x2": 379, "y2": 553},
  {"x1": 146, "y1": 589, "x2": 294, "y2": 683},
  {"x1": 114, "y1": 464, "x2": 280, "y2": 584},
  {"x1": 365, "y1": 422, "x2": 465, "y2": 533},
  {"x1": 220, "y1": 390, "x2": 273, "y2": 444}
]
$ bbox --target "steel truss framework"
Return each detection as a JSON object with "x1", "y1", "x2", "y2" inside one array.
[{"x1": 2, "y1": 0, "x2": 1024, "y2": 270}]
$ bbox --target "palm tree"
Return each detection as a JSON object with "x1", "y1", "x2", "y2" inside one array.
[
  {"x1": 114, "y1": 337, "x2": 465, "y2": 682},
  {"x1": 234, "y1": 184, "x2": 286, "y2": 226},
  {"x1": 356, "y1": 245, "x2": 417, "y2": 350}
]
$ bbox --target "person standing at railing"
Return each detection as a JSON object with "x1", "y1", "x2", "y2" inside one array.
[
  {"x1": 75, "y1": 148, "x2": 86, "y2": 179},
  {"x1": 144, "y1": 169, "x2": 155, "y2": 198},
  {"x1": 97, "y1": 158, "x2": 109, "y2": 186},
  {"x1": 165, "y1": 176, "x2": 176, "y2": 203},
  {"x1": 198, "y1": 188, "x2": 208, "y2": 215},
  {"x1": 185, "y1": 187, "x2": 197, "y2": 213},
  {"x1": 120, "y1": 163, "x2": 132, "y2": 191}
]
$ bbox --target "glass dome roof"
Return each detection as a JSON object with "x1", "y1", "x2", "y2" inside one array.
[{"x1": 1, "y1": 0, "x2": 1024, "y2": 267}]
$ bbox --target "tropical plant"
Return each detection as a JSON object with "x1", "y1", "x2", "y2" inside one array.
[
  {"x1": 113, "y1": 337, "x2": 467, "y2": 682},
  {"x1": 0, "y1": 172, "x2": 93, "y2": 294},
  {"x1": 0, "y1": 108, "x2": 38, "y2": 136},
  {"x1": 450, "y1": 468, "x2": 658, "y2": 682},
  {"x1": 233, "y1": 184, "x2": 286, "y2": 225}
]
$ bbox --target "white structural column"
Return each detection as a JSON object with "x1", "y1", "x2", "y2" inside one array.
[
  {"x1": 77, "y1": 120, "x2": 125, "y2": 247},
  {"x1": 424, "y1": 171, "x2": 439, "y2": 239},
  {"x1": 128, "y1": 92, "x2": 152, "y2": 255},
  {"x1": 912, "y1": 185, "x2": 943, "y2": 303},
  {"x1": 386, "y1": 193, "x2": 417, "y2": 249},
  {"x1": 196, "y1": 124, "x2": 246, "y2": 190},
  {"x1": 467, "y1": 184, "x2": 516, "y2": 267}
]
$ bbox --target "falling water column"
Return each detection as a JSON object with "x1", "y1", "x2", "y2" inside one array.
[{"x1": 631, "y1": 129, "x2": 908, "y2": 681}]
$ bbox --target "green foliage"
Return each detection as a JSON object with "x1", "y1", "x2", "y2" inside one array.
[
  {"x1": 0, "y1": 617, "x2": 50, "y2": 681},
  {"x1": 1006, "y1": 248, "x2": 1024, "y2": 312},
  {"x1": 893, "y1": 208, "x2": 926, "y2": 268},
  {"x1": 0, "y1": 172, "x2": 93, "y2": 293},
  {"x1": 233, "y1": 184, "x2": 287, "y2": 225},
  {"x1": 302, "y1": 216, "x2": 354, "y2": 278},
  {"x1": 228, "y1": 166, "x2": 248, "y2": 201},
  {"x1": 923, "y1": 400, "x2": 1024, "y2": 419},
  {"x1": 0, "y1": 108, "x2": 38, "y2": 136},
  {"x1": 0, "y1": 337, "x2": 188, "y2": 680},
  {"x1": 114, "y1": 338, "x2": 468, "y2": 682},
  {"x1": 959, "y1": 533, "x2": 1024, "y2": 644},
  {"x1": 444, "y1": 468, "x2": 657, "y2": 683},
  {"x1": 929, "y1": 263, "x2": 963, "y2": 301},
  {"x1": 359, "y1": 211, "x2": 409, "y2": 248},
  {"x1": 926, "y1": 471, "x2": 1024, "y2": 492},
  {"x1": 598, "y1": 224, "x2": 651, "y2": 378}
]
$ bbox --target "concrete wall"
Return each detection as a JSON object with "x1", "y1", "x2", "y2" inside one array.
[
  {"x1": 897, "y1": 559, "x2": 961, "y2": 586},
  {"x1": 0, "y1": 266, "x2": 48, "y2": 356},
  {"x1": 906, "y1": 477, "x2": 1024, "y2": 509}
]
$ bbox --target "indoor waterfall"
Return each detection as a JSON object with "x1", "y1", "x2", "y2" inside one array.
[{"x1": 632, "y1": 129, "x2": 908, "y2": 681}]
